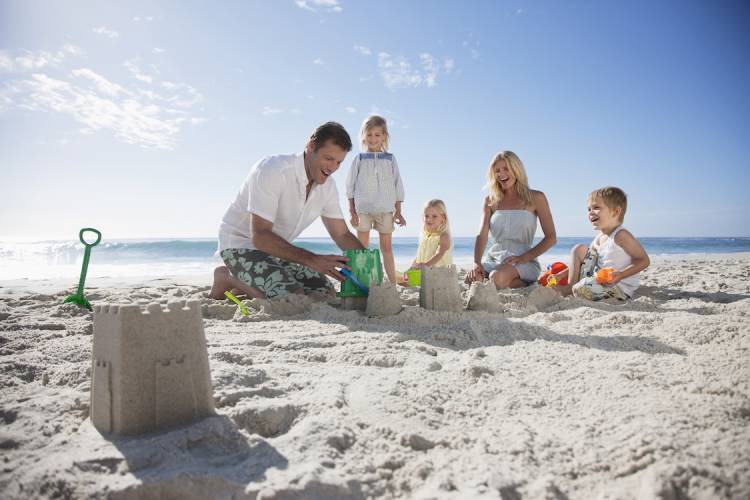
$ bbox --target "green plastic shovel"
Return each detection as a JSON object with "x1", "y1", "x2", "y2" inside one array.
[{"x1": 63, "y1": 228, "x2": 102, "y2": 310}]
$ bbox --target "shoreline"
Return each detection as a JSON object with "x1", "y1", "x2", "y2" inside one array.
[{"x1": 3, "y1": 252, "x2": 750, "y2": 297}]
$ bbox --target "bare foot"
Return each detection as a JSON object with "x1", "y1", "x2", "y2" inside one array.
[
  {"x1": 209, "y1": 266, "x2": 233, "y2": 299},
  {"x1": 209, "y1": 266, "x2": 265, "y2": 300}
]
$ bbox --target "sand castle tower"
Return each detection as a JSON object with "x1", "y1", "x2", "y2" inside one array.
[
  {"x1": 419, "y1": 265, "x2": 463, "y2": 312},
  {"x1": 466, "y1": 280, "x2": 500, "y2": 312},
  {"x1": 366, "y1": 281, "x2": 402, "y2": 316},
  {"x1": 90, "y1": 300, "x2": 214, "y2": 435}
]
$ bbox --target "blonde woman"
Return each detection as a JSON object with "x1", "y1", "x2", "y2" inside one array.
[
  {"x1": 408, "y1": 199, "x2": 453, "y2": 270},
  {"x1": 466, "y1": 151, "x2": 557, "y2": 288}
]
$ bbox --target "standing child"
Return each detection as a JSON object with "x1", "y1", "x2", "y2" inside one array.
[
  {"x1": 346, "y1": 115, "x2": 406, "y2": 282},
  {"x1": 408, "y1": 199, "x2": 453, "y2": 271},
  {"x1": 555, "y1": 187, "x2": 650, "y2": 300}
]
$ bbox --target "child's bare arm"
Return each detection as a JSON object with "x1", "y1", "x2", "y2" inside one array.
[
  {"x1": 422, "y1": 233, "x2": 451, "y2": 267},
  {"x1": 348, "y1": 198, "x2": 359, "y2": 227},
  {"x1": 612, "y1": 230, "x2": 650, "y2": 283},
  {"x1": 393, "y1": 201, "x2": 406, "y2": 226}
]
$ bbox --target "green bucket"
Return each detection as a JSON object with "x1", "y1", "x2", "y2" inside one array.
[
  {"x1": 404, "y1": 268, "x2": 421, "y2": 286},
  {"x1": 337, "y1": 249, "x2": 383, "y2": 297}
]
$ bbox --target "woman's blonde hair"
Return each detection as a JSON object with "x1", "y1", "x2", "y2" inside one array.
[
  {"x1": 485, "y1": 150, "x2": 532, "y2": 208},
  {"x1": 422, "y1": 199, "x2": 449, "y2": 235},
  {"x1": 359, "y1": 115, "x2": 389, "y2": 152}
]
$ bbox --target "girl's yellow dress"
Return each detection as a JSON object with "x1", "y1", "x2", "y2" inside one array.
[{"x1": 415, "y1": 232, "x2": 453, "y2": 267}]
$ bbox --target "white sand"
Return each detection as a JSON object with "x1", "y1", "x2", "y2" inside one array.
[{"x1": 1, "y1": 254, "x2": 749, "y2": 499}]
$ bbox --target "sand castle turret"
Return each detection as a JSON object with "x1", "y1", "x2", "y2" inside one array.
[
  {"x1": 90, "y1": 300, "x2": 214, "y2": 435},
  {"x1": 366, "y1": 281, "x2": 402, "y2": 316},
  {"x1": 466, "y1": 280, "x2": 500, "y2": 312},
  {"x1": 419, "y1": 265, "x2": 462, "y2": 312}
]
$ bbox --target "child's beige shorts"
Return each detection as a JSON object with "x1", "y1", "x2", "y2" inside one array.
[{"x1": 357, "y1": 212, "x2": 394, "y2": 233}]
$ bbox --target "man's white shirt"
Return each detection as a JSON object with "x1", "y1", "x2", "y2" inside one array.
[{"x1": 218, "y1": 153, "x2": 344, "y2": 252}]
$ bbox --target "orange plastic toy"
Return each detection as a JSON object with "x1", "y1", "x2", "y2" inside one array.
[
  {"x1": 596, "y1": 267, "x2": 615, "y2": 285},
  {"x1": 538, "y1": 262, "x2": 568, "y2": 287}
]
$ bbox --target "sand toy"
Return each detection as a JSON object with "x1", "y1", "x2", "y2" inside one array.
[
  {"x1": 597, "y1": 267, "x2": 615, "y2": 284},
  {"x1": 340, "y1": 268, "x2": 369, "y2": 294},
  {"x1": 402, "y1": 268, "x2": 422, "y2": 286},
  {"x1": 63, "y1": 227, "x2": 102, "y2": 311},
  {"x1": 337, "y1": 249, "x2": 382, "y2": 310},
  {"x1": 538, "y1": 261, "x2": 568, "y2": 287},
  {"x1": 224, "y1": 291, "x2": 249, "y2": 316}
]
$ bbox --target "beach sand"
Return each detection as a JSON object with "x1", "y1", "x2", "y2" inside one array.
[{"x1": 1, "y1": 254, "x2": 749, "y2": 499}]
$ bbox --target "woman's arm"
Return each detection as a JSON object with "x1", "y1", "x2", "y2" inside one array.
[
  {"x1": 467, "y1": 198, "x2": 492, "y2": 282},
  {"x1": 505, "y1": 190, "x2": 557, "y2": 265}
]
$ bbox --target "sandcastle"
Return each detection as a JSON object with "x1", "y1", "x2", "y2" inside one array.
[
  {"x1": 366, "y1": 281, "x2": 403, "y2": 317},
  {"x1": 466, "y1": 280, "x2": 500, "y2": 312},
  {"x1": 419, "y1": 265, "x2": 463, "y2": 312},
  {"x1": 90, "y1": 300, "x2": 214, "y2": 435}
]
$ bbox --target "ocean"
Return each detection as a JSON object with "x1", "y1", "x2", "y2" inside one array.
[{"x1": 2, "y1": 237, "x2": 749, "y2": 281}]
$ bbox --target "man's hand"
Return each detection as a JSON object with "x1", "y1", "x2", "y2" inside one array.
[
  {"x1": 350, "y1": 213, "x2": 360, "y2": 229},
  {"x1": 307, "y1": 254, "x2": 351, "y2": 281},
  {"x1": 394, "y1": 211, "x2": 406, "y2": 227}
]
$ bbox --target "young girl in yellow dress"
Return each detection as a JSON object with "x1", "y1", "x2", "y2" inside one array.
[{"x1": 408, "y1": 199, "x2": 453, "y2": 274}]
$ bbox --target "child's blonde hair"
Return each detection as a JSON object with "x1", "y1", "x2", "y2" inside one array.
[
  {"x1": 423, "y1": 199, "x2": 449, "y2": 235},
  {"x1": 359, "y1": 115, "x2": 389, "y2": 152},
  {"x1": 485, "y1": 151, "x2": 532, "y2": 208},
  {"x1": 589, "y1": 186, "x2": 627, "y2": 222}
]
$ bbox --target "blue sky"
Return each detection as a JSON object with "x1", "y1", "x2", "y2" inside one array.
[{"x1": 1, "y1": 0, "x2": 748, "y2": 241}]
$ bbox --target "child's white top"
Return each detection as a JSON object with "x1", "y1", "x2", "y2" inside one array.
[
  {"x1": 345, "y1": 152, "x2": 405, "y2": 214},
  {"x1": 593, "y1": 226, "x2": 640, "y2": 297},
  {"x1": 218, "y1": 153, "x2": 344, "y2": 252}
]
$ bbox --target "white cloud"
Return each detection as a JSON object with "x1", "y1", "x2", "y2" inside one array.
[
  {"x1": 377, "y1": 52, "x2": 453, "y2": 90},
  {"x1": 92, "y1": 26, "x2": 119, "y2": 38},
  {"x1": 516, "y1": 8, "x2": 524, "y2": 15},
  {"x1": 313, "y1": 58, "x2": 324, "y2": 65},
  {"x1": 262, "y1": 106, "x2": 283, "y2": 115},
  {"x1": 153, "y1": 48, "x2": 165, "y2": 54},
  {"x1": 344, "y1": 106, "x2": 356, "y2": 113},
  {"x1": 295, "y1": 0, "x2": 342, "y2": 13},
  {"x1": 354, "y1": 45, "x2": 371, "y2": 56},
  {"x1": 0, "y1": 45, "x2": 84, "y2": 73},
  {"x1": 133, "y1": 16, "x2": 154, "y2": 22},
  {"x1": 471, "y1": 48, "x2": 480, "y2": 60},
  {"x1": 124, "y1": 59, "x2": 153, "y2": 84},
  {"x1": 0, "y1": 46, "x2": 204, "y2": 149},
  {"x1": 71, "y1": 68, "x2": 125, "y2": 97}
]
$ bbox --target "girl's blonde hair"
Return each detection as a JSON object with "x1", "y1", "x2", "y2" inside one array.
[
  {"x1": 359, "y1": 115, "x2": 389, "y2": 152},
  {"x1": 485, "y1": 150, "x2": 532, "y2": 208},
  {"x1": 423, "y1": 199, "x2": 449, "y2": 235}
]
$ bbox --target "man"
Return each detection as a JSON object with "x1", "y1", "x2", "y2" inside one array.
[{"x1": 210, "y1": 122, "x2": 365, "y2": 300}]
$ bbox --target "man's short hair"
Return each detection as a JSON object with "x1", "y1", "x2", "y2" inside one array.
[
  {"x1": 310, "y1": 122, "x2": 352, "y2": 152},
  {"x1": 590, "y1": 186, "x2": 628, "y2": 222}
]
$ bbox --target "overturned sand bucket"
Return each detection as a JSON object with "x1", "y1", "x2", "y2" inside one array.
[
  {"x1": 404, "y1": 268, "x2": 421, "y2": 286},
  {"x1": 338, "y1": 249, "x2": 383, "y2": 298}
]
